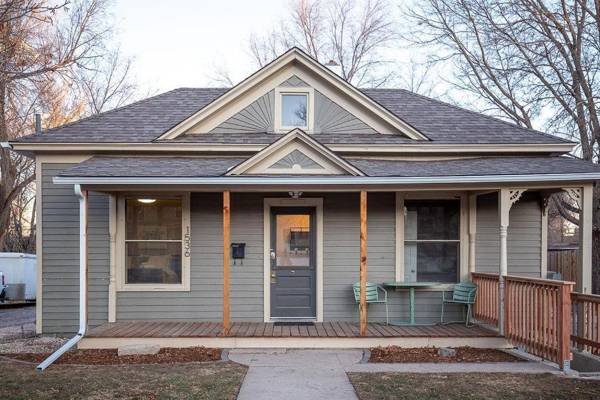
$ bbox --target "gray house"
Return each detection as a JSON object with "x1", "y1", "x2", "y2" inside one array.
[{"x1": 7, "y1": 48, "x2": 599, "y2": 354}]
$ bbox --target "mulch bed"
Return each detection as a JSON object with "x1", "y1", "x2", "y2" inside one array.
[
  {"x1": 369, "y1": 346, "x2": 524, "y2": 363},
  {"x1": 0, "y1": 346, "x2": 222, "y2": 365}
]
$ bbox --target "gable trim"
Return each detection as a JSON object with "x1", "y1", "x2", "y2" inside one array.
[
  {"x1": 226, "y1": 129, "x2": 365, "y2": 176},
  {"x1": 156, "y1": 48, "x2": 429, "y2": 141}
]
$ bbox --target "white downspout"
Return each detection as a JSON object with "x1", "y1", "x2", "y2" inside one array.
[{"x1": 37, "y1": 185, "x2": 88, "y2": 370}]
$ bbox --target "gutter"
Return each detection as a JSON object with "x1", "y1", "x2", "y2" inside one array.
[
  {"x1": 8, "y1": 141, "x2": 576, "y2": 154},
  {"x1": 52, "y1": 172, "x2": 600, "y2": 186},
  {"x1": 37, "y1": 185, "x2": 88, "y2": 371}
]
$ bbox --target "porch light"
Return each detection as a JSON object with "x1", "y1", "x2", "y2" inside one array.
[{"x1": 137, "y1": 198, "x2": 156, "y2": 204}]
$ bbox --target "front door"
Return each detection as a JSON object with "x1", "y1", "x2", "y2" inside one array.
[{"x1": 270, "y1": 207, "x2": 316, "y2": 319}]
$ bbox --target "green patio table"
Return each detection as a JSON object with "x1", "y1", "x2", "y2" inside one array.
[{"x1": 382, "y1": 281, "x2": 440, "y2": 325}]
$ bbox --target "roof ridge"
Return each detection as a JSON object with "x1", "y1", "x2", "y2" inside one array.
[{"x1": 362, "y1": 88, "x2": 573, "y2": 144}]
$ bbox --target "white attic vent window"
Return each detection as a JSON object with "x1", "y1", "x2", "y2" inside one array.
[
  {"x1": 282, "y1": 94, "x2": 308, "y2": 128},
  {"x1": 275, "y1": 87, "x2": 314, "y2": 133}
]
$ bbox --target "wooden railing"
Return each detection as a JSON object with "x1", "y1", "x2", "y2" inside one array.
[
  {"x1": 471, "y1": 272, "x2": 574, "y2": 369},
  {"x1": 504, "y1": 276, "x2": 573, "y2": 369},
  {"x1": 571, "y1": 292, "x2": 600, "y2": 355},
  {"x1": 472, "y1": 273, "x2": 499, "y2": 325}
]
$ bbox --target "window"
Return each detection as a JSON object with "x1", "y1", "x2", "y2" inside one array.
[
  {"x1": 118, "y1": 194, "x2": 190, "y2": 291},
  {"x1": 404, "y1": 200, "x2": 460, "y2": 283},
  {"x1": 281, "y1": 94, "x2": 308, "y2": 128},
  {"x1": 274, "y1": 87, "x2": 314, "y2": 132}
]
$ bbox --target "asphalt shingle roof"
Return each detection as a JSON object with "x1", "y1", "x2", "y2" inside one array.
[
  {"x1": 16, "y1": 88, "x2": 570, "y2": 145},
  {"x1": 57, "y1": 155, "x2": 598, "y2": 178}
]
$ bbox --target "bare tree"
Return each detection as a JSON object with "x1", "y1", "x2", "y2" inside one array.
[
  {"x1": 249, "y1": 0, "x2": 398, "y2": 87},
  {"x1": 77, "y1": 46, "x2": 138, "y2": 114},
  {"x1": 0, "y1": 0, "x2": 137, "y2": 250},
  {"x1": 403, "y1": 0, "x2": 600, "y2": 291}
]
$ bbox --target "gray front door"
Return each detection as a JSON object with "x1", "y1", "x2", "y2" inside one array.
[{"x1": 270, "y1": 207, "x2": 316, "y2": 319}]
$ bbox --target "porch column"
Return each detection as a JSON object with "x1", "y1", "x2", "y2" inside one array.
[
  {"x1": 569, "y1": 185, "x2": 594, "y2": 293},
  {"x1": 359, "y1": 191, "x2": 368, "y2": 336},
  {"x1": 468, "y1": 194, "x2": 477, "y2": 275},
  {"x1": 498, "y1": 188, "x2": 526, "y2": 335},
  {"x1": 540, "y1": 193, "x2": 550, "y2": 279},
  {"x1": 108, "y1": 194, "x2": 117, "y2": 323},
  {"x1": 223, "y1": 191, "x2": 231, "y2": 336}
]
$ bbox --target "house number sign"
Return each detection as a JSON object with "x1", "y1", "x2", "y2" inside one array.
[{"x1": 184, "y1": 226, "x2": 191, "y2": 257}]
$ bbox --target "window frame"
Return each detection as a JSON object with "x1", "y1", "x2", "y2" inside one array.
[
  {"x1": 395, "y1": 192, "x2": 469, "y2": 288},
  {"x1": 274, "y1": 87, "x2": 314, "y2": 133},
  {"x1": 116, "y1": 192, "x2": 191, "y2": 292}
]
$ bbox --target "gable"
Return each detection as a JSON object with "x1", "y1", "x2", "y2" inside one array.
[
  {"x1": 227, "y1": 129, "x2": 364, "y2": 176},
  {"x1": 210, "y1": 77, "x2": 376, "y2": 135},
  {"x1": 158, "y1": 48, "x2": 429, "y2": 140}
]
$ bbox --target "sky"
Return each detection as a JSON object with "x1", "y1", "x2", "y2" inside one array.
[{"x1": 113, "y1": 1, "x2": 289, "y2": 93}]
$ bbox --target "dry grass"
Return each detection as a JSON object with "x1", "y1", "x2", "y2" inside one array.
[
  {"x1": 0, "y1": 359, "x2": 247, "y2": 400},
  {"x1": 348, "y1": 372, "x2": 600, "y2": 400}
]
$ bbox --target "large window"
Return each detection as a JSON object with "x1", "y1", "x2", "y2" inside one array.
[
  {"x1": 404, "y1": 200, "x2": 460, "y2": 283},
  {"x1": 119, "y1": 194, "x2": 190, "y2": 291}
]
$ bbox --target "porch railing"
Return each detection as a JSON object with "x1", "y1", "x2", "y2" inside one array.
[
  {"x1": 571, "y1": 292, "x2": 600, "y2": 355},
  {"x1": 471, "y1": 272, "x2": 574, "y2": 369},
  {"x1": 472, "y1": 273, "x2": 499, "y2": 325}
]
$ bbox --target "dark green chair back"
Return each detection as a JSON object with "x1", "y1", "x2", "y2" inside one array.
[
  {"x1": 352, "y1": 282, "x2": 380, "y2": 302},
  {"x1": 452, "y1": 282, "x2": 477, "y2": 303}
]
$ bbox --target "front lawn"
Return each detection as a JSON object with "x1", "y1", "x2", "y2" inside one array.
[
  {"x1": 0, "y1": 360, "x2": 247, "y2": 400},
  {"x1": 348, "y1": 372, "x2": 600, "y2": 400}
]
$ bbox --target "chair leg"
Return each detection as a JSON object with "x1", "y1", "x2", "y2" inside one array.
[
  {"x1": 440, "y1": 301, "x2": 445, "y2": 324},
  {"x1": 385, "y1": 302, "x2": 389, "y2": 325},
  {"x1": 466, "y1": 304, "x2": 473, "y2": 327}
]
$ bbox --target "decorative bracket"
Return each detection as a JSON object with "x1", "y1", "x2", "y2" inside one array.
[{"x1": 500, "y1": 188, "x2": 527, "y2": 226}]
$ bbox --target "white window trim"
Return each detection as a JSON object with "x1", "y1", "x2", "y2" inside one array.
[
  {"x1": 116, "y1": 192, "x2": 191, "y2": 292},
  {"x1": 395, "y1": 192, "x2": 469, "y2": 289},
  {"x1": 274, "y1": 87, "x2": 315, "y2": 133}
]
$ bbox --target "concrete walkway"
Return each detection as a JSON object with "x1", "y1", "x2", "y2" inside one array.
[
  {"x1": 228, "y1": 348, "x2": 561, "y2": 400},
  {"x1": 229, "y1": 349, "x2": 362, "y2": 400}
]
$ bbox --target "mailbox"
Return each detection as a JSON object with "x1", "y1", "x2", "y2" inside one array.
[{"x1": 231, "y1": 243, "x2": 246, "y2": 264}]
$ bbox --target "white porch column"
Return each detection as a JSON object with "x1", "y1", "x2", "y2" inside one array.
[
  {"x1": 468, "y1": 194, "x2": 477, "y2": 275},
  {"x1": 565, "y1": 186, "x2": 594, "y2": 293},
  {"x1": 108, "y1": 194, "x2": 117, "y2": 323},
  {"x1": 540, "y1": 194, "x2": 550, "y2": 279},
  {"x1": 498, "y1": 188, "x2": 526, "y2": 335}
]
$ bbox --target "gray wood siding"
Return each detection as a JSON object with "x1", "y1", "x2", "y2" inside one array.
[
  {"x1": 475, "y1": 193, "x2": 542, "y2": 277},
  {"x1": 314, "y1": 90, "x2": 377, "y2": 134},
  {"x1": 210, "y1": 91, "x2": 274, "y2": 134},
  {"x1": 322, "y1": 193, "x2": 461, "y2": 323},
  {"x1": 116, "y1": 193, "x2": 265, "y2": 321},
  {"x1": 41, "y1": 163, "x2": 109, "y2": 335}
]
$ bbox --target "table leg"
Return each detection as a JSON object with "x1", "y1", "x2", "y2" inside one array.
[{"x1": 409, "y1": 287, "x2": 415, "y2": 325}]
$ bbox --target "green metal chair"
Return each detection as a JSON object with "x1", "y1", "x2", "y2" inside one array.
[
  {"x1": 352, "y1": 282, "x2": 389, "y2": 325},
  {"x1": 440, "y1": 282, "x2": 477, "y2": 327}
]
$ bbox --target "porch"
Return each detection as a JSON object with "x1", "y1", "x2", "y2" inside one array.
[{"x1": 80, "y1": 320, "x2": 504, "y2": 349}]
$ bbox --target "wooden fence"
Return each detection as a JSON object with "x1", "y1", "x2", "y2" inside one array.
[
  {"x1": 548, "y1": 248, "x2": 578, "y2": 282},
  {"x1": 571, "y1": 292, "x2": 600, "y2": 355},
  {"x1": 472, "y1": 272, "x2": 574, "y2": 369}
]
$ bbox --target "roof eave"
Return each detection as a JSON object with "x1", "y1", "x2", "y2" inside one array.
[{"x1": 53, "y1": 172, "x2": 600, "y2": 186}]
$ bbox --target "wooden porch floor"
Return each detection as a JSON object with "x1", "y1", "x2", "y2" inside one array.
[{"x1": 87, "y1": 321, "x2": 496, "y2": 339}]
